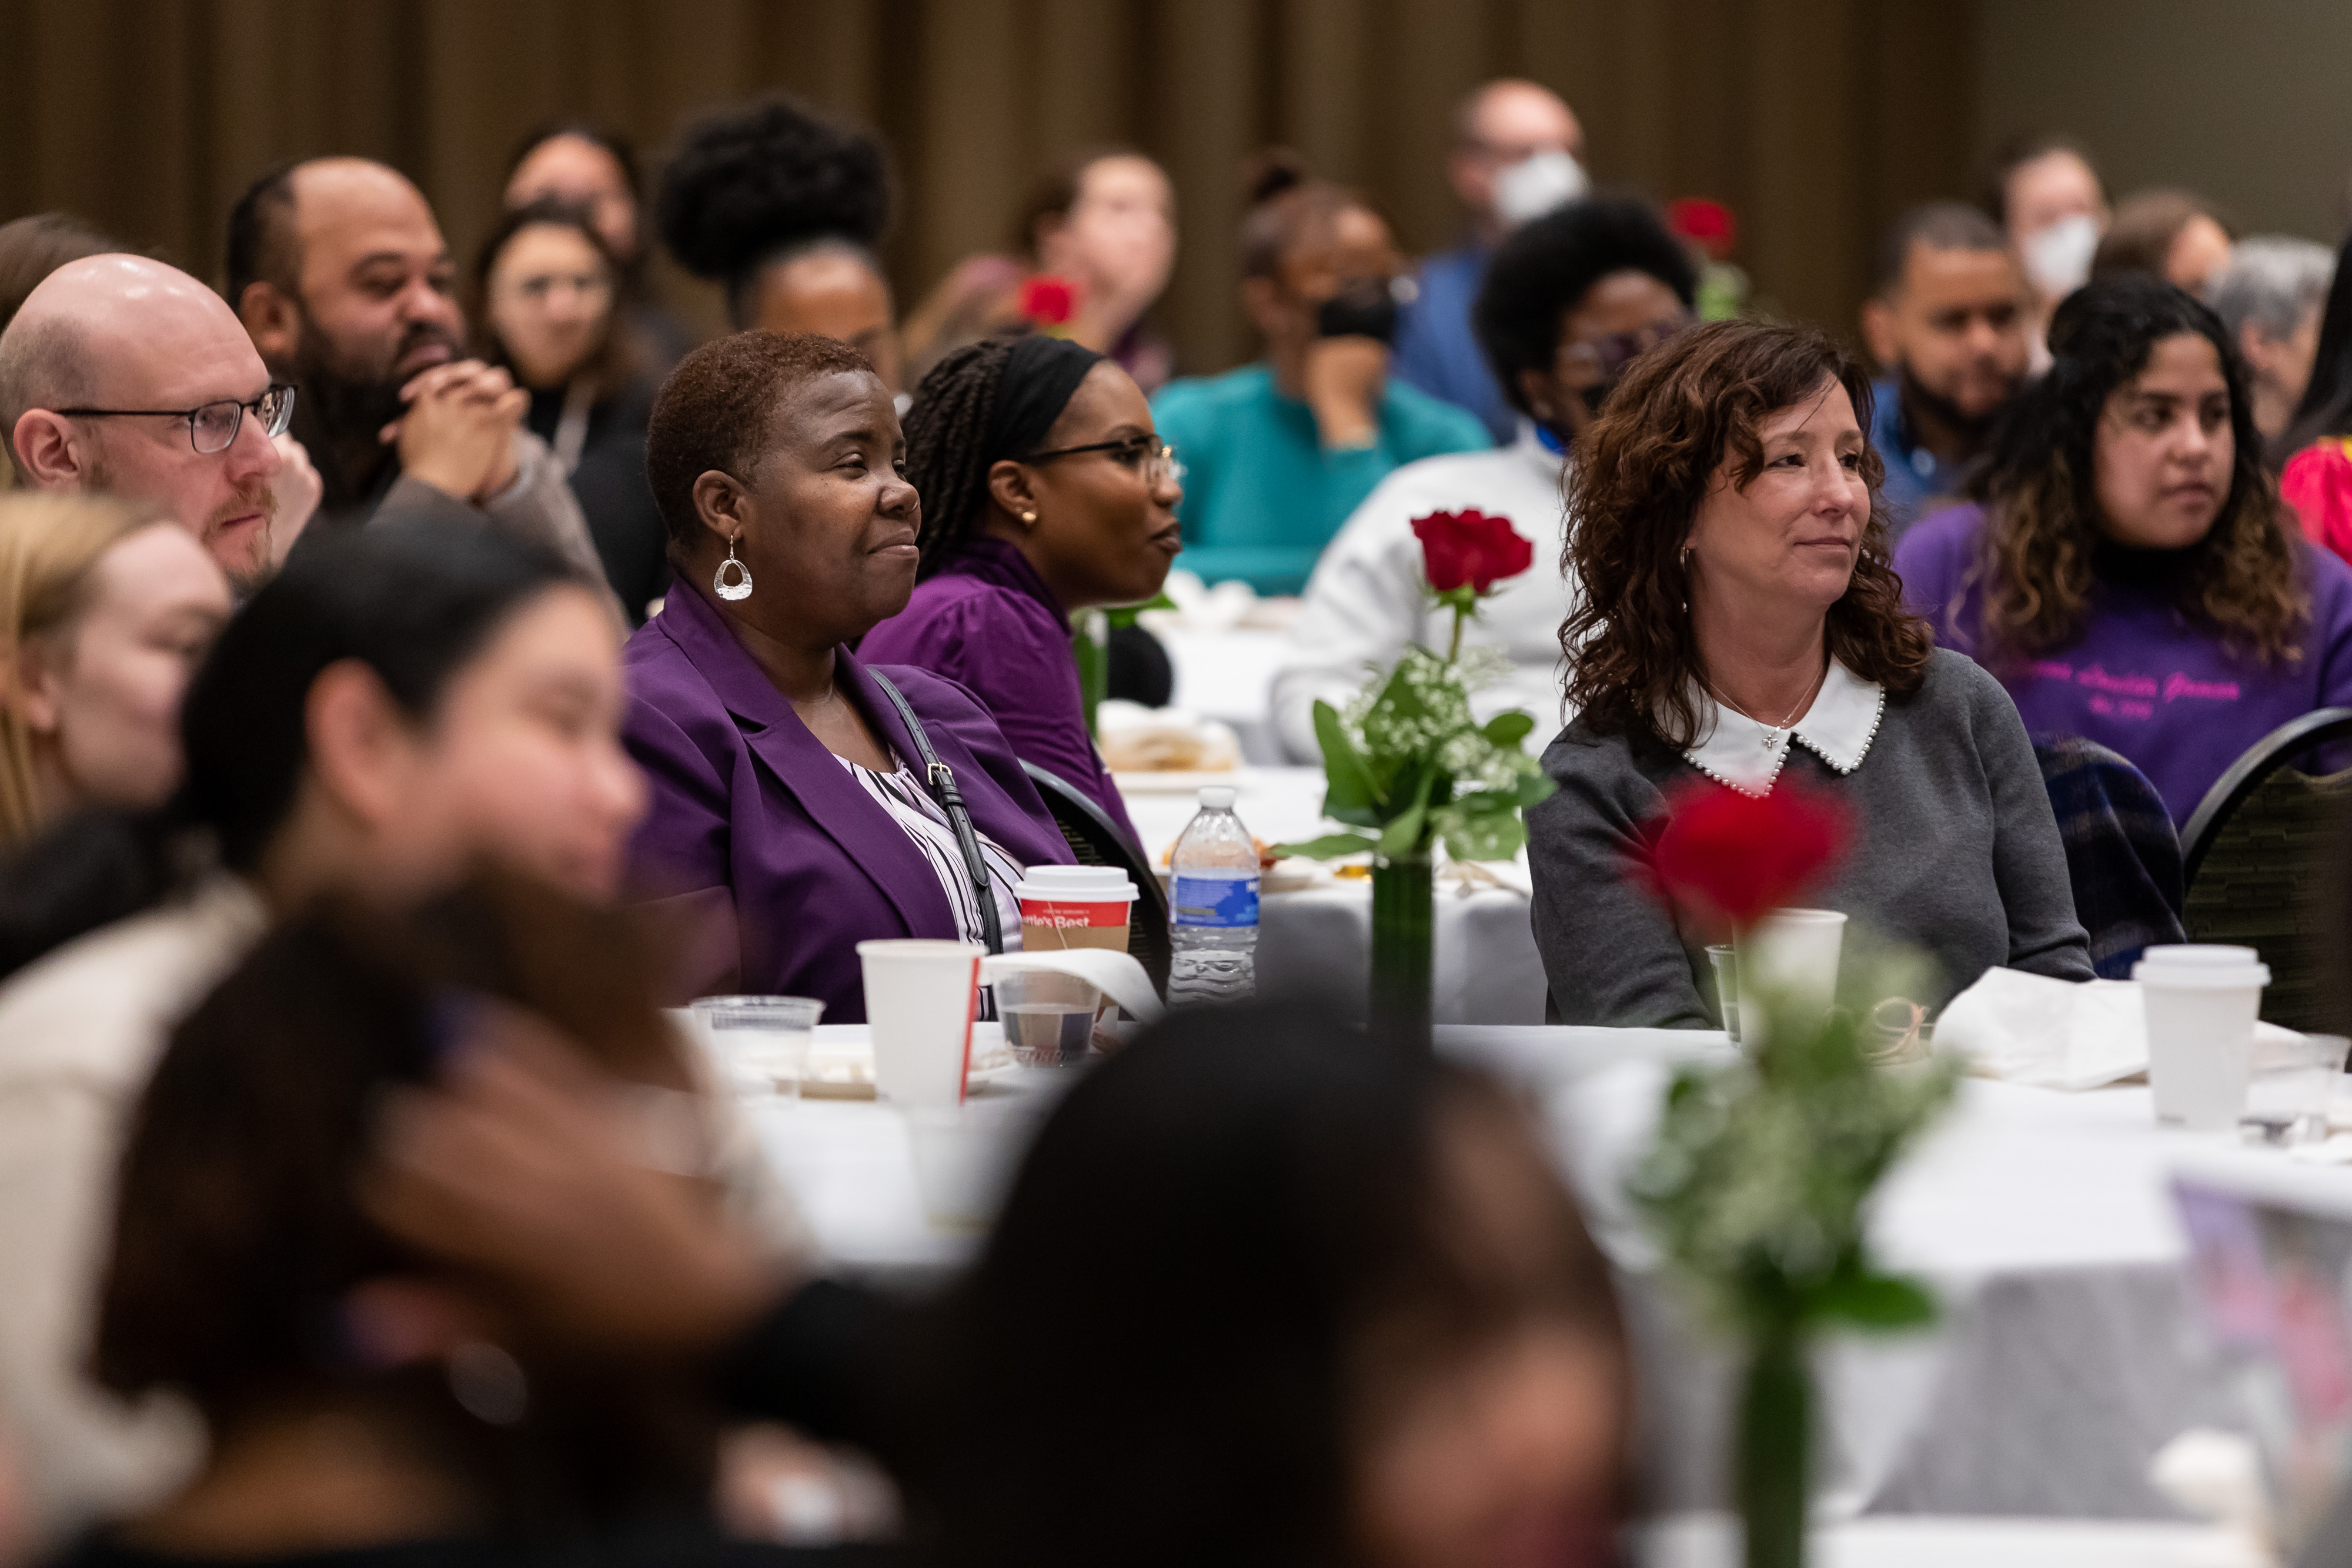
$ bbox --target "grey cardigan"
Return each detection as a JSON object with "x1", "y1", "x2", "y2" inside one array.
[{"x1": 1528, "y1": 648, "x2": 2093, "y2": 1027}]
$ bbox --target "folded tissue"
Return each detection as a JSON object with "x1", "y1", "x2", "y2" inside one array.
[{"x1": 1938, "y1": 967, "x2": 2304, "y2": 1092}]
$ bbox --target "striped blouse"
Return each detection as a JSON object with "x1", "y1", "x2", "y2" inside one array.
[{"x1": 838, "y1": 753, "x2": 1027, "y2": 950}]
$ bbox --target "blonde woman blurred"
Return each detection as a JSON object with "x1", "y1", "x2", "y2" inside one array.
[{"x1": 0, "y1": 494, "x2": 230, "y2": 845}]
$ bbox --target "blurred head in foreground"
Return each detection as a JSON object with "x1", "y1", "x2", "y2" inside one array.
[
  {"x1": 915, "y1": 1004, "x2": 1628, "y2": 1568},
  {"x1": 92, "y1": 872, "x2": 713, "y2": 1542}
]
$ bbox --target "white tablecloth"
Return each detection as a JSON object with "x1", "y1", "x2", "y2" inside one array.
[
  {"x1": 746, "y1": 1024, "x2": 2352, "y2": 1523},
  {"x1": 1632, "y1": 1514, "x2": 2247, "y2": 1567},
  {"x1": 1117, "y1": 767, "x2": 1549, "y2": 1024}
]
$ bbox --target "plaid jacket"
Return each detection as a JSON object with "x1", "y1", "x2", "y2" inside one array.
[{"x1": 2034, "y1": 734, "x2": 2186, "y2": 979}]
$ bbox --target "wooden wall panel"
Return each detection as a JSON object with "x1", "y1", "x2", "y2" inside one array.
[{"x1": 0, "y1": 0, "x2": 1981, "y2": 374}]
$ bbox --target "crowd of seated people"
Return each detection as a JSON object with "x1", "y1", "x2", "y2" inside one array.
[{"x1": 6, "y1": 54, "x2": 2352, "y2": 1567}]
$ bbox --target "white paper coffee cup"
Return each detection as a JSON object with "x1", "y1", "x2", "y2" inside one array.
[
  {"x1": 1014, "y1": 864, "x2": 1138, "y2": 954},
  {"x1": 858, "y1": 939, "x2": 983, "y2": 1108},
  {"x1": 2134, "y1": 944, "x2": 2270, "y2": 1131},
  {"x1": 1747, "y1": 908, "x2": 1847, "y2": 1008}
]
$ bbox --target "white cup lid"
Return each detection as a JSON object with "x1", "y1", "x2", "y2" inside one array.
[
  {"x1": 2133, "y1": 944, "x2": 2271, "y2": 988},
  {"x1": 1014, "y1": 864, "x2": 1138, "y2": 903}
]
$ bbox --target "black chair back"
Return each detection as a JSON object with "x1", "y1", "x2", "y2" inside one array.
[
  {"x1": 2033, "y1": 734, "x2": 2184, "y2": 980},
  {"x1": 2179, "y1": 707, "x2": 2352, "y2": 1032},
  {"x1": 1019, "y1": 761, "x2": 1172, "y2": 998}
]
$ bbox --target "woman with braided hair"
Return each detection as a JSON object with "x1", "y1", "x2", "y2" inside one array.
[{"x1": 861, "y1": 335, "x2": 1181, "y2": 843}]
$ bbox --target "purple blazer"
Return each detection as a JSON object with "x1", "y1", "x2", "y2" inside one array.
[
  {"x1": 858, "y1": 537, "x2": 1142, "y2": 844},
  {"x1": 622, "y1": 582, "x2": 1074, "y2": 1021}
]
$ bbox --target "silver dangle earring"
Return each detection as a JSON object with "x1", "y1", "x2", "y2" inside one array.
[{"x1": 713, "y1": 534, "x2": 754, "y2": 601}]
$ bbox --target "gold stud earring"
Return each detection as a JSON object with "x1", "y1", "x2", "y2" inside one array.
[{"x1": 1020, "y1": 510, "x2": 1038, "y2": 524}]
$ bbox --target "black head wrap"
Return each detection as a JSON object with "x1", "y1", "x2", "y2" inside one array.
[{"x1": 984, "y1": 334, "x2": 1107, "y2": 461}]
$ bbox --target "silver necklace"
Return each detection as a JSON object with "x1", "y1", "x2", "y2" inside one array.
[{"x1": 1720, "y1": 662, "x2": 1827, "y2": 754}]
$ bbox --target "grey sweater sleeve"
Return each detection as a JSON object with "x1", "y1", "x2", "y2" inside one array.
[
  {"x1": 1956, "y1": 660, "x2": 2097, "y2": 981},
  {"x1": 1526, "y1": 734, "x2": 1716, "y2": 1029},
  {"x1": 373, "y1": 432, "x2": 622, "y2": 618}
]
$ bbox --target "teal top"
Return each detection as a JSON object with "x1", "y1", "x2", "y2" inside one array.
[{"x1": 1150, "y1": 363, "x2": 1491, "y2": 594}]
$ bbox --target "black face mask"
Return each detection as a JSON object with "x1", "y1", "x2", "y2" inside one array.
[{"x1": 1315, "y1": 278, "x2": 1401, "y2": 345}]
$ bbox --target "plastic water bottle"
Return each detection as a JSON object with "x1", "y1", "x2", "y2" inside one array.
[{"x1": 1168, "y1": 785, "x2": 1259, "y2": 1004}]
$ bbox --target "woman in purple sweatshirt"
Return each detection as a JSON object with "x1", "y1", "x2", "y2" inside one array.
[
  {"x1": 862, "y1": 335, "x2": 1185, "y2": 847},
  {"x1": 1895, "y1": 275, "x2": 2352, "y2": 825}
]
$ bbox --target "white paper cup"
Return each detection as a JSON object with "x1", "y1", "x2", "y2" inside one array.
[
  {"x1": 2135, "y1": 944, "x2": 2270, "y2": 1131},
  {"x1": 1746, "y1": 908, "x2": 1847, "y2": 1009},
  {"x1": 858, "y1": 940, "x2": 983, "y2": 1108},
  {"x1": 903, "y1": 1104, "x2": 1027, "y2": 1232}
]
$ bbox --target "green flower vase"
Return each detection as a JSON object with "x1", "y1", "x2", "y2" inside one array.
[
  {"x1": 1737, "y1": 1323, "x2": 1812, "y2": 1568},
  {"x1": 1369, "y1": 852, "x2": 1434, "y2": 1048}
]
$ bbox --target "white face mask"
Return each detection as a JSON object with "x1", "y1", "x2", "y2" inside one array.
[
  {"x1": 2022, "y1": 212, "x2": 2100, "y2": 299},
  {"x1": 1493, "y1": 149, "x2": 1590, "y2": 230}
]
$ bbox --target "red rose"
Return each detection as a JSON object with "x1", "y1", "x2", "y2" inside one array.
[
  {"x1": 1667, "y1": 197, "x2": 1738, "y2": 261},
  {"x1": 1018, "y1": 274, "x2": 1077, "y2": 327},
  {"x1": 1638, "y1": 775, "x2": 1849, "y2": 930},
  {"x1": 1411, "y1": 509, "x2": 1536, "y2": 596}
]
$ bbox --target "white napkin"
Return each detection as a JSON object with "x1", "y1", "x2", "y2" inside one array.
[
  {"x1": 981, "y1": 950, "x2": 1165, "y2": 1025},
  {"x1": 1939, "y1": 967, "x2": 2304, "y2": 1091}
]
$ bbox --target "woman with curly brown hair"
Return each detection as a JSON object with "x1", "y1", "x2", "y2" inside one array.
[
  {"x1": 1896, "y1": 275, "x2": 2352, "y2": 826},
  {"x1": 1528, "y1": 319, "x2": 2090, "y2": 1027}
]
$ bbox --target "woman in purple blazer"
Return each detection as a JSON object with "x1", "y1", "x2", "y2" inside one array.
[
  {"x1": 626, "y1": 331, "x2": 1073, "y2": 1018},
  {"x1": 861, "y1": 335, "x2": 1184, "y2": 846}
]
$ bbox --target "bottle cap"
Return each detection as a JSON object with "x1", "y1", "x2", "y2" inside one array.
[{"x1": 1198, "y1": 785, "x2": 1237, "y2": 810}]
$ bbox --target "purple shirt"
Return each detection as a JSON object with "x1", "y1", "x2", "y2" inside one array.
[
  {"x1": 858, "y1": 537, "x2": 1141, "y2": 845},
  {"x1": 1894, "y1": 503, "x2": 2352, "y2": 824},
  {"x1": 621, "y1": 581, "x2": 1074, "y2": 1021}
]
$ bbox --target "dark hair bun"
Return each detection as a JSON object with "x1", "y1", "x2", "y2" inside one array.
[
  {"x1": 655, "y1": 93, "x2": 891, "y2": 282},
  {"x1": 1241, "y1": 147, "x2": 1311, "y2": 208}
]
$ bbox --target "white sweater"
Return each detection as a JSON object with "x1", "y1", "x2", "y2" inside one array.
[{"x1": 1271, "y1": 423, "x2": 1576, "y2": 761}]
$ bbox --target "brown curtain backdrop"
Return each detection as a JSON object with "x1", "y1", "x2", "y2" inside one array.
[{"x1": 0, "y1": 0, "x2": 1976, "y2": 377}]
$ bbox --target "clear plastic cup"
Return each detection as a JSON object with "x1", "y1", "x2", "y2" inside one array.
[
  {"x1": 2134, "y1": 944, "x2": 2271, "y2": 1131},
  {"x1": 689, "y1": 995, "x2": 824, "y2": 1101},
  {"x1": 2242, "y1": 1032, "x2": 2349, "y2": 1145},
  {"x1": 993, "y1": 967, "x2": 1105, "y2": 1066},
  {"x1": 1705, "y1": 944, "x2": 1740, "y2": 1042},
  {"x1": 858, "y1": 940, "x2": 984, "y2": 1108}
]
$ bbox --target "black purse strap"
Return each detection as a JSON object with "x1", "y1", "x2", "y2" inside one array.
[{"x1": 868, "y1": 671, "x2": 1004, "y2": 954}]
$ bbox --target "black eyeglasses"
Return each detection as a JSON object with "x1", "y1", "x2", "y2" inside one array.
[
  {"x1": 1024, "y1": 436, "x2": 1183, "y2": 485},
  {"x1": 55, "y1": 383, "x2": 297, "y2": 456}
]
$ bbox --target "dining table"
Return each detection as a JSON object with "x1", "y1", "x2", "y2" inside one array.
[
  {"x1": 1114, "y1": 765, "x2": 1550, "y2": 1025},
  {"x1": 734, "y1": 1018, "x2": 2352, "y2": 1533}
]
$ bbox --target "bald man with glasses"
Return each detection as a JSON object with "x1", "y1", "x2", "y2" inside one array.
[{"x1": 0, "y1": 255, "x2": 322, "y2": 593}]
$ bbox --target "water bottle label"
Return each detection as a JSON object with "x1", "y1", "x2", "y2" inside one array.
[{"x1": 1171, "y1": 872, "x2": 1260, "y2": 928}]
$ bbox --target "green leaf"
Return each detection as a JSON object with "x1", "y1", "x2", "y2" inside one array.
[
  {"x1": 1451, "y1": 786, "x2": 1518, "y2": 815},
  {"x1": 1482, "y1": 710, "x2": 1536, "y2": 748},
  {"x1": 1377, "y1": 765, "x2": 1439, "y2": 857},
  {"x1": 1811, "y1": 1271, "x2": 1937, "y2": 1330},
  {"x1": 1271, "y1": 831, "x2": 1380, "y2": 861},
  {"x1": 1312, "y1": 701, "x2": 1381, "y2": 815},
  {"x1": 1514, "y1": 772, "x2": 1558, "y2": 809},
  {"x1": 1105, "y1": 590, "x2": 1178, "y2": 628}
]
